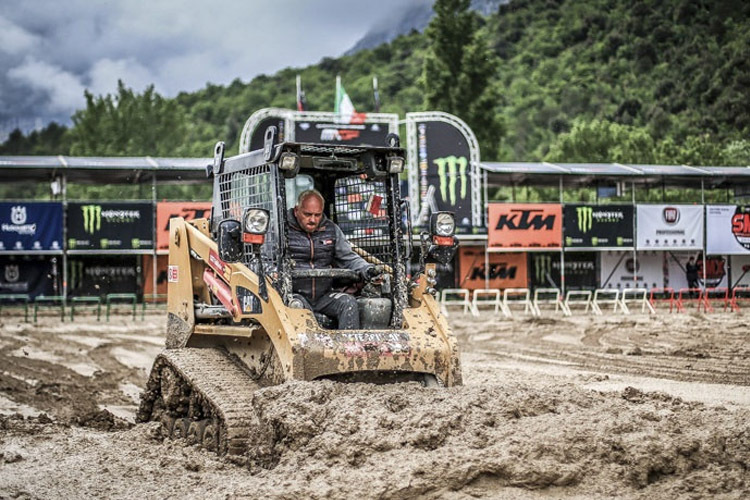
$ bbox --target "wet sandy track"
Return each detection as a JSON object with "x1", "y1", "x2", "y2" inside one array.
[{"x1": 0, "y1": 310, "x2": 749, "y2": 499}]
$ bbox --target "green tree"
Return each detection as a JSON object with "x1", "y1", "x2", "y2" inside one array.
[
  {"x1": 70, "y1": 81, "x2": 187, "y2": 156},
  {"x1": 422, "y1": 0, "x2": 504, "y2": 159},
  {"x1": 545, "y1": 119, "x2": 657, "y2": 164}
]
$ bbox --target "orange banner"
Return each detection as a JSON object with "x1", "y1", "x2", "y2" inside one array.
[
  {"x1": 488, "y1": 203, "x2": 562, "y2": 248},
  {"x1": 156, "y1": 202, "x2": 212, "y2": 250},
  {"x1": 143, "y1": 254, "x2": 168, "y2": 296},
  {"x1": 458, "y1": 246, "x2": 528, "y2": 290}
]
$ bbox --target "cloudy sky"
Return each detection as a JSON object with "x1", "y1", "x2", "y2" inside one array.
[{"x1": 0, "y1": 0, "x2": 432, "y2": 138}]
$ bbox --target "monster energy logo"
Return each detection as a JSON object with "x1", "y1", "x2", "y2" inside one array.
[
  {"x1": 434, "y1": 155, "x2": 468, "y2": 206},
  {"x1": 69, "y1": 260, "x2": 84, "y2": 290},
  {"x1": 534, "y1": 254, "x2": 552, "y2": 283},
  {"x1": 577, "y1": 206, "x2": 593, "y2": 233},
  {"x1": 81, "y1": 205, "x2": 102, "y2": 234}
]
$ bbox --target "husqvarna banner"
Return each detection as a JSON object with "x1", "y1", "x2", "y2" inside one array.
[
  {"x1": 488, "y1": 203, "x2": 562, "y2": 248},
  {"x1": 0, "y1": 255, "x2": 58, "y2": 297},
  {"x1": 706, "y1": 205, "x2": 750, "y2": 255},
  {"x1": 156, "y1": 202, "x2": 212, "y2": 250},
  {"x1": 457, "y1": 246, "x2": 527, "y2": 290},
  {"x1": 563, "y1": 204, "x2": 633, "y2": 249},
  {"x1": 0, "y1": 202, "x2": 63, "y2": 252},
  {"x1": 67, "y1": 202, "x2": 154, "y2": 250},
  {"x1": 636, "y1": 204, "x2": 703, "y2": 250}
]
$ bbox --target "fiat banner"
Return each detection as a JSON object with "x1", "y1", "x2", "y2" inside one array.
[
  {"x1": 457, "y1": 246, "x2": 528, "y2": 290},
  {"x1": 0, "y1": 255, "x2": 59, "y2": 297},
  {"x1": 636, "y1": 204, "x2": 703, "y2": 250},
  {"x1": 599, "y1": 251, "x2": 665, "y2": 290},
  {"x1": 156, "y1": 202, "x2": 212, "y2": 250},
  {"x1": 706, "y1": 205, "x2": 750, "y2": 255},
  {"x1": 563, "y1": 204, "x2": 634, "y2": 249},
  {"x1": 67, "y1": 202, "x2": 154, "y2": 250},
  {"x1": 488, "y1": 203, "x2": 562, "y2": 248},
  {"x1": 0, "y1": 202, "x2": 63, "y2": 252}
]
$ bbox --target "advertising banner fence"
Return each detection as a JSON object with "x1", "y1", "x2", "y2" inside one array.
[
  {"x1": 636, "y1": 204, "x2": 703, "y2": 250},
  {"x1": 563, "y1": 204, "x2": 633, "y2": 249},
  {"x1": 488, "y1": 203, "x2": 562, "y2": 248},
  {"x1": 706, "y1": 205, "x2": 750, "y2": 255},
  {"x1": 415, "y1": 120, "x2": 474, "y2": 228},
  {"x1": 67, "y1": 202, "x2": 154, "y2": 251},
  {"x1": 0, "y1": 255, "x2": 59, "y2": 297},
  {"x1": 0, "y1": 202, "x2": 63, "y2": 252},
  {"x1": 294, "y1": 119, "x2": 392, "y2": 146},
  {"x1": 665, "y1": 251, "x2": 728, "y2": 289},
  {"x1": 143, "y1": 254, "x2": 168, "y2": 296},
  {"x1": 530, "y1": 252, "x2": 597, "y2": 290},
  {"x1": 67, "y1": 256, "x2": 139, "y2": 297},
  {"x1": 156, "y1": 202, "x2": 212, "y2": 250},
  {"x1": 730, "y1": 255, "x2": 750, "y2": 287},
  {"x1": 600, "y1": 251, "x2": 664, "y2": 290},
  {"x1": 457, "y1": 246, "x2": 527, "y2": 290}
]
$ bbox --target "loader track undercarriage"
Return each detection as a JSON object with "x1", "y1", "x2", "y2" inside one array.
[{"x1": 136, "y1": 348, "x2": 271, "y2": 460}]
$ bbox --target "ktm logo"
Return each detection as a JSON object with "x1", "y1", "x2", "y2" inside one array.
[
  {"x1": 663, "y1": 207, "x2": 680, "y2": 224},
  {"x1": 470, "y1": 264, "x2": 517, "y2": 281},
  {"x1": 496, "y1": 209, "x2": 555, "y2": 231}
]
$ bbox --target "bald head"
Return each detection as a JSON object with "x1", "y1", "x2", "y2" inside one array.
[{"x1": 294, "y1": 190, "x2": 325, "y2": 233}]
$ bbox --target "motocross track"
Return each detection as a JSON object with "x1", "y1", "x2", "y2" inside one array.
[{"x1": 1, "y1": 304, "x2": 749, "y2": 499}]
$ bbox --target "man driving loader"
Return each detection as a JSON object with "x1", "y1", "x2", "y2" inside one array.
[{"x1": 288, "y1": 189, "x2": 382, "y2": 329}]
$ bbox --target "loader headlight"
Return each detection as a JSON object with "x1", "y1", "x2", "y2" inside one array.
[
  {"x1": 242, "y1": 208, "x2": 270, "y2": 244},
  {"x1": 431, "y1": 212, "x2": 455, "y2": 237},
  {"x1": 279, "y1": 152, "x2": 299, "y2": 171},
  {"x1": 387, "y1": 156, "x2": 405, "y2": 173}
]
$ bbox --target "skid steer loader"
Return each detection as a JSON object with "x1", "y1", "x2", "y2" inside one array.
[{"x1": 137, "y1": 129, "x2": 462, "y2": 456}]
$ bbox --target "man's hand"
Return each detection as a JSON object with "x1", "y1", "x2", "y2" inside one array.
[{"x1": 363, "y1": 266, "x2": 384, "y2": 283}]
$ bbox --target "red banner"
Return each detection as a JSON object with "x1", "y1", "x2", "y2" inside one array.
[
  {"x1": 156, "y1": 202, "x2": 211, "y2": 250},
  {"x1": 488, "y1": 203, "x2": 562, "y2": 248},
  {"x1": 457, "y1": 246, "x2": 528, "y2": 290},
  {"x1": 143, "y1": 254, "x2": 168, "y2": 296}
]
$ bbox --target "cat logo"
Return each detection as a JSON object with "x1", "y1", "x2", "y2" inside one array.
[
  {"x1": 10, "y1": 206, "x2": 26, "y2": 225},
  {"x1": 4, "y1": 265, "x2": 20, "y2": 283}
]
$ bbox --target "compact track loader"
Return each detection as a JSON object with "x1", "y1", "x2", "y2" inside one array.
[{"x1": 137, "y1": 130, "x2": 462, "y2": 455}]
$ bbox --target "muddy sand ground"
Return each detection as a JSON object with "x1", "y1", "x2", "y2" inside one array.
[{"x1": 0, "y1": 305, "x2": 748, "y2": 499}]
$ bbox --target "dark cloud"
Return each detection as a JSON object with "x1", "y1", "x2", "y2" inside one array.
[{"x1": 0, "y1": 0, "x2": 430, "y2": 139}]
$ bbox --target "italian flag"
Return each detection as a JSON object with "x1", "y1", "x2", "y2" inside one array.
[{"x1": 335, "y1": 76, "x2": 366, "y2": 124}]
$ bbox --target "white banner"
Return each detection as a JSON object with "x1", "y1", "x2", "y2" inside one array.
[
  {"x1": 636, "y1": 204, "x2": 703, "y2": 250},
  {"x1": 706, "y1": 205, "x2": 750, "y2": 255},
  {"x1": 599, "y1": 251, "x2": 664, "y2": 290},
  {"x1": 665, "y1": 251, "x2": 729, "y2": 289},
  {"x1": 730, "y1": 255, "x2": 750, "y2": 288}
]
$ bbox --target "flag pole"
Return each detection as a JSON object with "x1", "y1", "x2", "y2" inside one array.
[{"x1": 373, "y1": 76, "x2": 380, "y2": 113}]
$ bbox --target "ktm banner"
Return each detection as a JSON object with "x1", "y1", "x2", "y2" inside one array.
[
  {"x1": 488, "y1": 203, "x2": 562, "y2": 248},
  {"x1": 67, "y1": 202, "x2": 154, "y2": 250},
  {"x1": 457, "y1": 246, "x2": 528, "y2": 290},
  {"x1": 563, "y1": 204, "x2": 633, "y2": 248},
  {"x1": 143, "y1": 254, "x2": 168, "y2": 295},
  {"x1": 706, "y1": 205, "x2": 750, "y2": 255},
  {"x1": 156, "y1": 202, "x2": 212, "y2": 250}
]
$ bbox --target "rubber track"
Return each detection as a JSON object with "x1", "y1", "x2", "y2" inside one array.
[{"x1": 151, "y1": 348, "x2": 261, "y2": 455}]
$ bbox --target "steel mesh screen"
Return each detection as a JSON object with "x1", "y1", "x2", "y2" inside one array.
[
  {"x1": 217, "y1": 164, "x2": 280, "y2": 270},
  {"x1": 333, "y1": 176, "x2": 393, "y2": 267}
]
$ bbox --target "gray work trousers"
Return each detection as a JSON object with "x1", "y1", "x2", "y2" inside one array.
[{"x1": 298, "y1": 292, "x2": 360, "y2": 330}]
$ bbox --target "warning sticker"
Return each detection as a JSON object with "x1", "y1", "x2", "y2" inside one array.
[{"x1": 168, "y1": 265, "x2": 179, "y2": 283}]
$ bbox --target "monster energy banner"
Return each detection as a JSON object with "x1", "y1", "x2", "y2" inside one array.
[
  {"x1": 67, "y1": 202, "x2": 154, "y2": 250},
  {"x1": 563, "y1": 204, "x2": 634, "y2": 249},
  {"x1": 0, "y1": 202, "x2": 63, "y2": 252},
  {"x1": 417, "y1": 120, "x2": 473, "y2": 228},
  {"x1": 0, "y1": 255, "x2": 59, "y2": 297},
  {"x1": 249, "y1": 116, "x2": 286, "y2": 152},
  {"x1": 67, "y1": 256, "x2": 139, "y2": 297},
  {"x1": 530, "y1": 252, "x2": 597, "y2": 290}
]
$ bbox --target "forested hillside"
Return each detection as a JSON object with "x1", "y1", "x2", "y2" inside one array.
[{"x1": 2, "y1": 0, "x2": 749, "y2": 166}]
